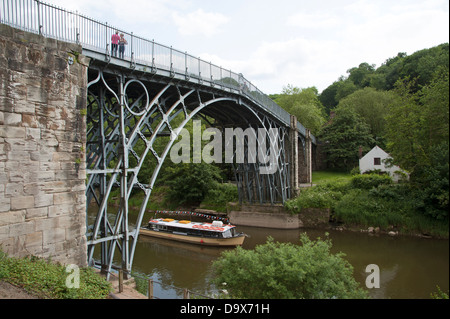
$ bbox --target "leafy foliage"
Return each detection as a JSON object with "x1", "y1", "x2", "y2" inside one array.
[
  {"x1": 350, "y1": 174, "x2": 392, "y2": 190},
  {"x1": 385, "y1": 71, "x2": 449, "y2": 173},
  {"x1": 335, "y1": 87, "x2": 396, "y2": 147},
  {"x1": 212, "y1": 234, "x2": 368, "y2": 299},
  {"x1": 383, "y1": 69, "x2": 449, "y2": 221},
  {"x1": 431, "y1": 286, "x2": 449, "y2": 299},
  {"x1": 285, "y1": 173, "x2": 449, "y2": 236},
  {"x1": 0, "y1": 251, "x2": 111, "y2": 299},
  {"x1": 319, "y1": 108, "x2": 375, "y2": 171},
  {"x1": 319, "y1": 43, "x2": 449, "y2": 111},
  {"x1": 411, "y1": 142, "x2": 449, "y2": 220},
  {"x1": 162, "y1": 162, "x2": 222, "y2": 205},
  {"x1": 333, "y1": 188, "x2": 406, "y2": 229},
  {"x1": 285, "y1": 183, "x2": 346, "y2": 214},
  {"x1": 272, "y1": 85, "x2": 327, "y2": 135},
  {"x1": 201, "y1": 182, "x2": 238, "y2": 212}
]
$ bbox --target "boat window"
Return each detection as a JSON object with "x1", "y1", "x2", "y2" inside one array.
[{"x1": 223, "y1": 230, "x2": 232, "y2": 238}]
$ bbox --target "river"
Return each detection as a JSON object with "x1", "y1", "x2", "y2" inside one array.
[{"x1": 129, "y1": 223, "x2": 449, "y2": 299}]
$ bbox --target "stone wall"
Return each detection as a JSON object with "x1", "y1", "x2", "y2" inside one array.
[
  {"x1": 0, "y1": 24, "x2": 89, "y2": 266},
  {"x1": 228, "y1": 204, "x2": 330, "y2": 229}
]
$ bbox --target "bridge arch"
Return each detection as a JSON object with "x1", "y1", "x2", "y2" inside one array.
[{"x1": 85, "y1": 66, "x2": 291, "y2": 274}]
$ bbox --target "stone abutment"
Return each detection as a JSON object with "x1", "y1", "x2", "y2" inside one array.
[{"x1": 0, "y1": 24, "x2": 89, "y2": 266}]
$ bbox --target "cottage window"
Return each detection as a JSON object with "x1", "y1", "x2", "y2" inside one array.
[{"x1": 374, "y1": 157, "x2": 381, "y2": 165}]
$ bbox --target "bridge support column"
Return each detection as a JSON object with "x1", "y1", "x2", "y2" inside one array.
[
  {"x1": 289, "y1": 115, "x2": 299, "y2": 197},
  {"x1": 302, "y1": 129, "x2": 312, "y2": 185},
  {"x1": 289, "y1": 115, "x2": 312, "y2": 197},
  {"x1": 298, "y1": 128, "x2": 312, "y2": 185}
]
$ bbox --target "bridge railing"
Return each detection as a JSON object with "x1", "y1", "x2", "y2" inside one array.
[{"x1": 1, "y1": 0, "x2": 313, "y2": 136}]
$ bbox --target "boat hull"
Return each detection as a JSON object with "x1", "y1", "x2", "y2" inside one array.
[{"x1": 139, "y1": 228, "x2": 245, "y2": 247}]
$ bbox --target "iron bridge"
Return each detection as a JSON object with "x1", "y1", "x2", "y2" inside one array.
[{"x1": 1, "y1": 0, "x2": 317, "y2": 277}]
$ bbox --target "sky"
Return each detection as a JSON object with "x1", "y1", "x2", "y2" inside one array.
[{"x1": 47, "y1": 0, "x2": 449, "y2": 94}]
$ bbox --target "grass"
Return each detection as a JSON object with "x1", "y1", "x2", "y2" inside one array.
[
  {"x1": 0, "y1": 250, "x2": 112, "y2": 299},
  {"x1": 312, "y1": 171, "x2": 353, "y2": 185}
]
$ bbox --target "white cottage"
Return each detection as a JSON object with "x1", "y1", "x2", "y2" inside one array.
[{"x1": 359, "y1": 146, "x2": 409, "y2": 182}]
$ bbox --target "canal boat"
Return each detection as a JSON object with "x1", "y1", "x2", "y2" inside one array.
[{"x1": 140, "y1": 218, "x2": 245, "y2": 247}]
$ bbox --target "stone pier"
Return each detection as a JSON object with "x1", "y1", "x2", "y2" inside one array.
[
  {"x1": 0, "y1": 24, "x2": 89, "y2": 266},
  {"x1": 228, "y1": 204, "x2": 330, "y2": 229},
  {"x1": 289, "y1": 115, "x2": 312, "y2": 197}
]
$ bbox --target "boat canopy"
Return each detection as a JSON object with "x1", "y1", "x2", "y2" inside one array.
[{"x1": 148, "y1": 218, "x2": 235, "y2": 233}]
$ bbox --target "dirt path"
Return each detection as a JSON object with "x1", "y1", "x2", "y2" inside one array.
[
  {"x1": 0, "y1": 281, "x2": 40, "y2": 299},
  {"x1": 0, "y1": 276, "x2": 146, "y2": 299}
]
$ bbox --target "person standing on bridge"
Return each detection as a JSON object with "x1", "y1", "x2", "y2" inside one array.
[
  {"x1": 119, "y1": 33, "x2": 128, "y2": 59},
  {"x1": 111, "y1": 31, "x2": 120, "y2": 57}
]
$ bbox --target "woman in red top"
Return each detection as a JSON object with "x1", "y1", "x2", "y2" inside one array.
[{"x1": 111, "y1": 31, "x2": 120, "y2": 57}]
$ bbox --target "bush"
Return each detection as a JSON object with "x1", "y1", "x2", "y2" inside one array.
[
  {"x1": 333, "y1": 189, "x2": 405, "y2": 228},
  {"x1": 285, "y1": 188, "x2": 343, "y2": 214},
  {"x1": 350, "y1": 166, "x2": 361, "y2": 175},
  {"x1": 212, "y1": 234, "x2": 368, "y2": 299},
  {"x1": 350, "y1": 174, "x2": 392, "y2": 189},
  {"x1": 285, "y1": 180, "x2": 350, "y2": 214},
  {"x1": 201, "y1": 183, "x2": 238, "y2": 212}
]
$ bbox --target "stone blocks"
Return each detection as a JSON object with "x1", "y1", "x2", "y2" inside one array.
[{"x1": 0, "y1": 24, "x2": 89, "y2": 266}]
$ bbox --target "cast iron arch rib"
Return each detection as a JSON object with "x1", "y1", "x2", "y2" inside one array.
[{"x1": 85, "y1": 67, "x2": 292, "y2": 276}]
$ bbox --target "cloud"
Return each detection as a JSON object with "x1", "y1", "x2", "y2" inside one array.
[
  {"x1": 44, "y1": 0, "x2": 449, "y2": 94},
  {"x1": 200, "y1": 37, "x2": 341, "y2": 93},
  {"x1": 286, "y1": 12, "x2": 340, "y2": 29},
  {"x1": 172, "y1": 9, "x2": 229, "y2": 37},
  {"x1": 341, "y1": 2, "x2": 449, "y2": 67}
]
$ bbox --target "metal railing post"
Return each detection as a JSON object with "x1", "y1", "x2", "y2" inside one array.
[
  {"x1": 148, "y1": 279, "x2": 153, "y2": 299},
  {"x1": 118, "y1": 269, "x2": 124, "y2": 293},
  {"x1": 130, "y1": 31, "x2": 135, "y2": 68},
  {"x1": 35, "y1": 0, "x2": 42, "y2": 35},
  {"x1": 170, "y1": 45, "x2": 174, "y2": 77},
  {"x1": 105, "y1": 21, "x2": 109, "y2": 60}
]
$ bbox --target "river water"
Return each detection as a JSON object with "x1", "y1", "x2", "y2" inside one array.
[
  {"x1": 129, "y1": 223, "x2": 449, "y2": 299},
  {"x1": 88, "y1": 206, "x2": 448, "y2": 299}
]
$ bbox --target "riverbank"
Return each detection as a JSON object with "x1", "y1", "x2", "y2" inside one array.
[{"x1": 285, "y1": 174, "x2": 449, "y2": 239}]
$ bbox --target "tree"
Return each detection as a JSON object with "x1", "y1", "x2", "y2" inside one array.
[
  {"x1": 347, "y1": 62, "x2": 376, "y2": 88},
  {"x1": 162, "y1": 162, "x2": 222, "y2": 205},
  {"x1": 212, "y1": 234, "x2": 368, "y2": 299},
  {"x1": 319, "y1": 108, "x2": 375, "y2": 171},
  {"x1": 273, "y1": 85, "x2": 326, "y2": 135},
  {"x1": 319, "y1": 79, "x2": 358, "y2": 114},
  {"x1": 399, "y1": 43, "x2": 449, "y2": 90},
  {"x1": 374, "y1": 52, "x2": 407, "y2": 90},
  {"x1": 385, "y1": 70, "x2": 449, "y2": 173},
  {"x1": 319, "y1": 80, "x2": 341, "y2": 114},
  {"x1": 385, "y1": 70, "x2": 449, "y2": 220},
  {"x1": 336, "y1": 87, "x2": 396, "y2": 147}
]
